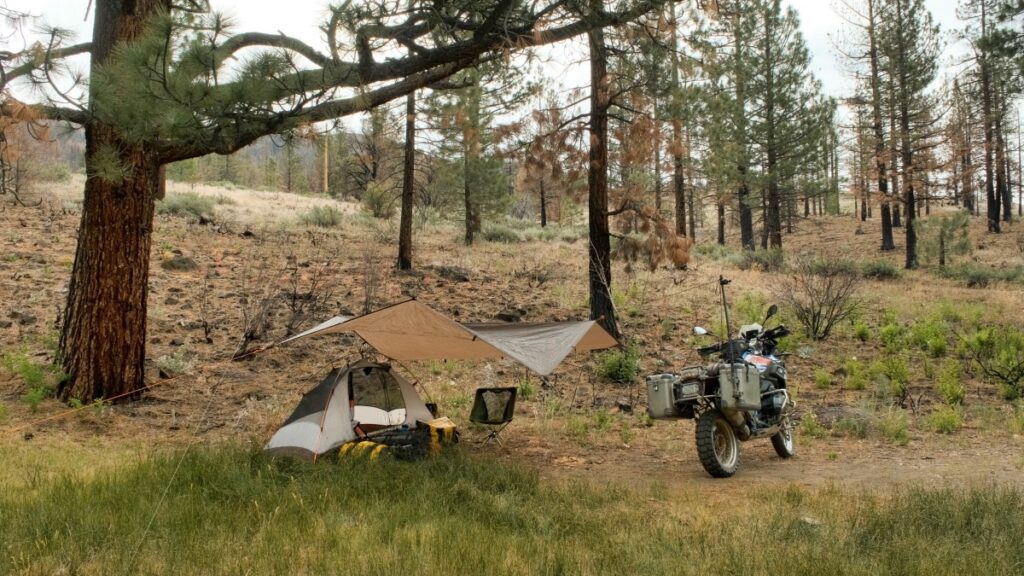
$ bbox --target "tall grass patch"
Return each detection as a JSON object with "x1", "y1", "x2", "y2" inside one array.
[{"x1": 1, "y1": 445, "x2": 1023, "y2": 575}]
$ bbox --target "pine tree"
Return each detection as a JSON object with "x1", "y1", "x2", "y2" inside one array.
[{"x1": 1, "y1": 0, "x2": 672, "y2": 401}]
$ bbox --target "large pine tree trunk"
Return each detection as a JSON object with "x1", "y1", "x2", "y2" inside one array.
[
  {"x1": 60, "y1": 136, "x2": 159, "y2": 401},
  {"x1": 587, "y1": 7, "x2": 619, "y2": 339},
  {"x1": 58, "y1": 0, "x2": 170, "y2": 402},
  {"x1": 398, "y1": 91, "x2": 416, "y2": 270}
]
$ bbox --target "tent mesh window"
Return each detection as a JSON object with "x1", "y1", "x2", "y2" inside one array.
[{"x1": 350, "y1": 367, "x2": 405, "y2": 412}]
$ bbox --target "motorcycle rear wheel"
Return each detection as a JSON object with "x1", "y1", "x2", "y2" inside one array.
[{"x1": 696, "y1": 411, "x2": 740, "y2": 478}]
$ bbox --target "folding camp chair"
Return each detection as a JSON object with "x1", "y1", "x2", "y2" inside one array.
[{"x1": 469, "y1": 387, "x2": 517, "y2": 445}]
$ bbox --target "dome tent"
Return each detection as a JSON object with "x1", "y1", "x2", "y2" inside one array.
[{"x1": 265, "y1": 360, "x2": 433, "y2": 461}]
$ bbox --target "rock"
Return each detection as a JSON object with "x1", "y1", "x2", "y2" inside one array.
[
  {"x1": 161, "y1": 255, "x2": 198, "y2": 271},
  {"x1": 164, "y1": 297, "x2": 180, "y2": 305},
  {"x1": 167, "y1": 287, "x2": 184, "y2": 293},
  {"x1": 0, "y1": 320, "x2": 11, "y2": 329},
  {"x1": 496, "y1": 308, "x2": 526, "y2": 323},
  {"x1": 9, "y1": 311, "x2": 37, "y2": 326},
  {"x1": 169, "y1": 338, "x2": 184, "y2": 346},
  {"x1": 429, "y1": 264, "x2": 471, "y2": 282}
]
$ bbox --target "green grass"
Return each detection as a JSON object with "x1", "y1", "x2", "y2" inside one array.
[{"x1": 0, "y1": 444, "x2": 1022, "y2": 575}]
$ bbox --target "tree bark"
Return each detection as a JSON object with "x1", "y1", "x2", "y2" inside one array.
[
  {"x1": 59, "y1": 0, "x2": 172, "y2": 402},
  {"x1": 587, "y1": 4, "x2": 619, "y2": 339},
  {"x1": 397, "y1": 90, "x2": 416, "y2": 270}
]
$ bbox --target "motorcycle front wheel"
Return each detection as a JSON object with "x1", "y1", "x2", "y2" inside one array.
[
  {"x1": 770, "y1": 423, "x2": 795, "y2": 458},
  {"x1": 696, "y1": 411, "x2": 740, "y2": 478}
]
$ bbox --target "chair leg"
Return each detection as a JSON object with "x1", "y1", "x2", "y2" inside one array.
[{"x1": 480, "y1": 422, "x2": 510, "y2": 445}]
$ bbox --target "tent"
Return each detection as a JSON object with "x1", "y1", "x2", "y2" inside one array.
[
  {"x1": 278, "y1": 299, "x2": 618, "y2": 376},
  {"x1": 266, "y1": 300, "x2": 618, "y2": 459},
  {"x1": 265, "y1": 360, "x2": 433, "y2": 460}
]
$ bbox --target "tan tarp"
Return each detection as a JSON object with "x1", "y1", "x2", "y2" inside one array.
[{"x1": 277, "y1": 300, "x2": 618, "y2": 375}]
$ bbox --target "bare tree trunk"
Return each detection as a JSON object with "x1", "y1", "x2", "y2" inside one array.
[
  {"x1": 587, "y1": 5, "x2": 619, "y2": 339},
  {"x1": 397, "y1": 90, "x2": 416, "y2": 270},
  {"x1": 59, "y1": 0, "x2": 172, "y2": 402}
]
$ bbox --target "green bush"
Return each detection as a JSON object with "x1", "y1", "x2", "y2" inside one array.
[
  {"x1": 814, "y1": 369, "x2": 833, "y2": 390},
  {"x1": 482, "y1": 224, "x2": 522, "y2": 243},
  {"x1": 833, "y1": 413, "x2": 871, "y2": 438},
  {"x1": 1, "y1": 351, "x2": 63, "y2": 413},
  {"x1": 843, "y1": 358, "x2": 868, "y2": 391},
  {"x1": 736, "y1": 248, "x2": 785, "y2": 272},
  {"x1": 362, "y1": 183, "x2": 397, "y2": 219},
  {"x1": 800, "y1": 412, "x2": 827, "y2": 438},
  {"x1": 908, "y1": 320, "x2": 949, "y2": 358},
  {"x1": 961, "y1": 327, "x2": 1024, "y2": 400},
  {"x1": 861, "y1": 260, "x2": 903, "y2": 280},
  {"x1": 157, "y1": 192, "x2": 217, "y2": 221},
  {"x1": 299, "y1": 205, "x2": 343, "y2": 228},
  {"x1": 694, "y1": 242, "x2": 739, "y2": 262},
  {"x1": 854, "y1": 321, "x2": 872, "y2": 342},
  {"x1": 926, "y1": 405, "x2": 963, "y2": 434},
  {"x1": 936, "y1": 360, "x2": 965, "y2": 406},
  {"x1": 937, "y1": 264, "x2": 1024, "y2": 287},
  {"x1": 879, "y1": 323, "x2": 903, "y2": 350},
  {"x1": 596, "y1": 342, "x2": 641, "y2": 384},
  {"x1": 517, "y1": 377, "x2": 536, "y2": 402},
  {"x1": 877, "y1": 409, "x2": 910, "y2": 445},
  {"x1": 871, "y1": 355, "x2": 910, "y2": 403}
]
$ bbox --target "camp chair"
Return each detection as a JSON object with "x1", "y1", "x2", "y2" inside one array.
[{"x1": 469, "y1": 387, "x2": 517, "y2": 445}]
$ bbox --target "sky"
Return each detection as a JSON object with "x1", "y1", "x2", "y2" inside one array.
[{"x1": 6, "y1": 0, "x2": 966, "y2": 108}]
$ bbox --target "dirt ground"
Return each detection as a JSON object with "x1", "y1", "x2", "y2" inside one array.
[{"x1": 2, "y1": 180, "x2": 1023, "y2": 493}]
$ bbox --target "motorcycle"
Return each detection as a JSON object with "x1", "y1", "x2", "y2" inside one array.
[{"x1": 646, "y1": 277, "x2": 795, "y2": 478}]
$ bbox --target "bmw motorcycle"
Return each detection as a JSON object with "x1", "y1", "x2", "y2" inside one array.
[{"x1": 646, "y1": 277, "x2": 795, "y2": 478}]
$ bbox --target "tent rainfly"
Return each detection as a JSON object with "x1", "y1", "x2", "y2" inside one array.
[{"x1": 278, "y1": 299, "x2": 618, "y2": 376}]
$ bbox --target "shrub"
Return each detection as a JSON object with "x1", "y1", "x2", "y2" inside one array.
[
  {"x1": 937, "y1": 264, "x2": 1024, "y2": 287},
  {"x1": 854, "y1": 321, "x2": 872, "y2": 342},
  {"x1": 362, "y1": 183, "x2": 397, "y2": 219},
  {"x1": 482, "y1": 224, "x2": 522, "y2": 243},
  {"x1": 926, "y1": 405, "x2": 963, "y2": 434},
  {"x1": 960, "y1": 327, "x2": 1024, "y2": 401},
  {"x1": 299, "y1": 205, "x2": 343, "y2": 228},
  {"x1": 517, "y1": 377, "x2": 536, "y2": 402},
  {"x1": 1, "y1": 351, "x2": 63, "y2": 412},
  {"x1": 861, "y1": 260, "x2": 902, "y2": 280},
  {"x1": 778, "y1": 257, "x2": 861, "y2": 341},
  {"x1": 877, "y1": 409, "x2": 910, "y2": 445},
  {"x1": 833, "y1": 413, "x2": 871, "y2": 438},
  {"x1": 694, "y1": 242, "x2": 738, "y2": 262},
  {"x1": 871, "y1": 355, "x2": 910, "y2": 404},
  {"x1": 800, "y1": 412, "x2": 827, "y2": 438},
  {"x1": 157, "y1": 192, "x2": 217, "y2": 221},
  {"x1": 936, "y1": 360, "x2": 965, "y2": 406},
  {"x1": 737, "y1": 248, "x2": 785, "y2": 272},
  {"x1": 814, "y1": 369, "x2": 833, "y2": 389},
  {"x1": 843, "y1": 358, "x2": 868, "y2": 390},
  {"x1": 879, "y1": 323, "x2": 903, "y2": 351},
  {"x1": 0, "y1": 402, "x2": 6, "y2": 423},
  {"x1": 596, "y1": 342, "x2": 641, "y2": 384},
  {"x1": 908, "y1": 319, "x2": 949, "y2": 358}
]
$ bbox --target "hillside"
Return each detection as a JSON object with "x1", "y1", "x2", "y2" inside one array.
[{"x1": 2, "y1": 180, "x2": 1022, "y2": 493}]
